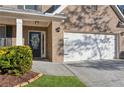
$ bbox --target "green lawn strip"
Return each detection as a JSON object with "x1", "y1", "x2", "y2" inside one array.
[{"x1": 25, "y1": 75, "x2": 86, "y2": 87}]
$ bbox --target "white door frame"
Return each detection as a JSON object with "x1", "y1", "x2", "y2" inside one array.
[{"x1": 28, "y1": 30, "x2": 46, "y2": 58}]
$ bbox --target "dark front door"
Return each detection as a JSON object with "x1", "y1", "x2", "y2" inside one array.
[{"x1": 29, "y1": 32, "x2": 41, "y2": 57}]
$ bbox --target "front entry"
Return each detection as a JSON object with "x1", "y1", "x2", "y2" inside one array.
[{"x1": 29, "y1": 32, "x2": 41, "y2": 57}]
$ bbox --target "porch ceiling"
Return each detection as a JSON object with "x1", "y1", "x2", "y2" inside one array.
[{"x1": 0, "y1": 16, "x2": 50, "y2": 27}]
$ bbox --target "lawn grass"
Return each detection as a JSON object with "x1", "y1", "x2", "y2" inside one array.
[{"x1": 25, "y1": 75, "x2": 86, "y2": 87}]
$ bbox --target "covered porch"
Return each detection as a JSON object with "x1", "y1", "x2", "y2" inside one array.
[{"x1": 0, "y1": 9, "x2": 65, "y2": 62}]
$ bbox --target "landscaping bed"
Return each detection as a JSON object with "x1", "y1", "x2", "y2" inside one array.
[
  {"x1": 0, "y1": 71, "x2": 42, "y2": 87},
  {"x1": 0, "y1": 46, "x2": 42, "y2": 87}
]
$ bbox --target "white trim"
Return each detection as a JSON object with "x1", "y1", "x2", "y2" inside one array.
[
  {"x1": 41, "y1": 31, "x2": 46, "y2": 58},
  {"x1": 16, "y1": 19, "x2": 23, "y2": 45},
  {"x1": 28, "y1": 30, "x2": 46, "y2": 58},
  {"x1": 0, "y1": 7, "x2": 67, "y2": 19}
]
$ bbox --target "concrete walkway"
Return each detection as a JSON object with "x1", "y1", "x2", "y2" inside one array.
[{"x1": 32, "y1": 61, "x2": 74, "y2": 76}]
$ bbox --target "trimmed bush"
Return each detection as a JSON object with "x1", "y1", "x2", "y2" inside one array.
[{"x1": 0, "y1": 46, "x2": 32, "y2": 76}]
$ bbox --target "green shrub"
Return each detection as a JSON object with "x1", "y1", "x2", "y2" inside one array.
[{"x1": 0, "y1": 46, "x2": 32, "y2": 76}]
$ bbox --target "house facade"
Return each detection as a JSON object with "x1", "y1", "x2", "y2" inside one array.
[{"x1": 0, "y1": 5, "x2": 124, "y2": 62}]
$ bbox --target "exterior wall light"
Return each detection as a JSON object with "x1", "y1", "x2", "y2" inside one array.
[{"x1": 56, "y1": 27, "x2": 61, "y2": 32}]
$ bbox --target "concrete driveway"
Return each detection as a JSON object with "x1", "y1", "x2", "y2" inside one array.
[
  {"x1": 32, "y1": 60, "x2": 124, "y2": 87},
  {"x1": 65, "y1": 60, "x2": 124, "y2": 87}
]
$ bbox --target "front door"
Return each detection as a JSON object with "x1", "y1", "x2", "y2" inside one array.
[{"x1": 29, "y1": 32, "x2": 41, "y2": 57}]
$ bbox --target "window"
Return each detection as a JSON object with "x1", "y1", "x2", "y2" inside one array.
[
  {"x1": 17, "y1": 5, "x2": 38, "y2": 10},
  {"x1": 0, "y1": 25, "x2": 12, "y2": 47},
  {"x1": 45, "y1": 5, "x2": 61, "y2": 13},
  {"x1": 25, "y1": 5, "x2": 38, "y2": 10},
  {"x1": 0, "y1": 25, "x2": 6, "y2": 38},
  {"x1": 117, "y1": 5, "x2": 124, "y2": 14},
  {"x1": 6, "y1": 25, "x2": 13, "y2": 38},
  {"x1": 0, "y1": 25, "x2": 5, "y2": 47},
  {"x1": 6, "y1": 25, "x2": 13, "y2": 46}
]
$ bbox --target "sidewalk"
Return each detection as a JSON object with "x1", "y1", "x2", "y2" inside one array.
[{"x1": 32, "y1": 61, "x2": 74, "y2": 76}]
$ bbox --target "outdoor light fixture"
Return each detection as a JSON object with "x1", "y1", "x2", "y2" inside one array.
[{"x1": 56, "y1": 27, "x2": 61, "y2": 32}]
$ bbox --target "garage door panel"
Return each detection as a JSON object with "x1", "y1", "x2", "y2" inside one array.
[{"x1": 64, "y1": 33, "x2": 116, "y2": 62}]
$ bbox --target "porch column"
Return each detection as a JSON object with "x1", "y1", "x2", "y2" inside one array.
[{"x1": 16, "y1": 19, "x2": 23, "y2": 45}]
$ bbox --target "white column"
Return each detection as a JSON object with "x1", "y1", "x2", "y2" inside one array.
[{"x1": 16, "y1": 19, "x2": 23, "y2": 45}]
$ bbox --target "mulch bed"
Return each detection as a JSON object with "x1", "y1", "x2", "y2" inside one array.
[{"x1": 0, "y1": 71, "x2": 42, "y2": 87}]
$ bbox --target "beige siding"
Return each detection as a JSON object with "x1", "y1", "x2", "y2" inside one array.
[
  {"x1": 61, "y1": 6, "x2": 121, "y2": 33},
  {"x1": 51, "y1": 21, "x2": 64, "y2": 62},
  {"x1": 47, "y1": 22, "x2": 52, "y2": 61}
]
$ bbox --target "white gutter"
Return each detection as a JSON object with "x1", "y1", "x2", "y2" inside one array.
[{"x1": 0, "y1": 7, "x2": 66, "y2": 19}]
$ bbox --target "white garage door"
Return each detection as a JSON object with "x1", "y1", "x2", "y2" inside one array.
[{"x1": 64, "y1": 33, "x2": 116, "y2": 62}]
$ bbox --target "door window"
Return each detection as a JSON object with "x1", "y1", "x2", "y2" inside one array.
[{"x1": 29, "y1": 32, "x2": 41, "y2": 57}]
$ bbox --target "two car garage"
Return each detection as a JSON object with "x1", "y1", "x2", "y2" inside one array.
[{"x1": 64, "y1": 32, "x2": 117, "y2": 62}]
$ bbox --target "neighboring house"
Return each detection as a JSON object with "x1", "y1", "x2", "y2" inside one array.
[{"x1": 0, "y1": 5, "x2": 124, "y2": 63}]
